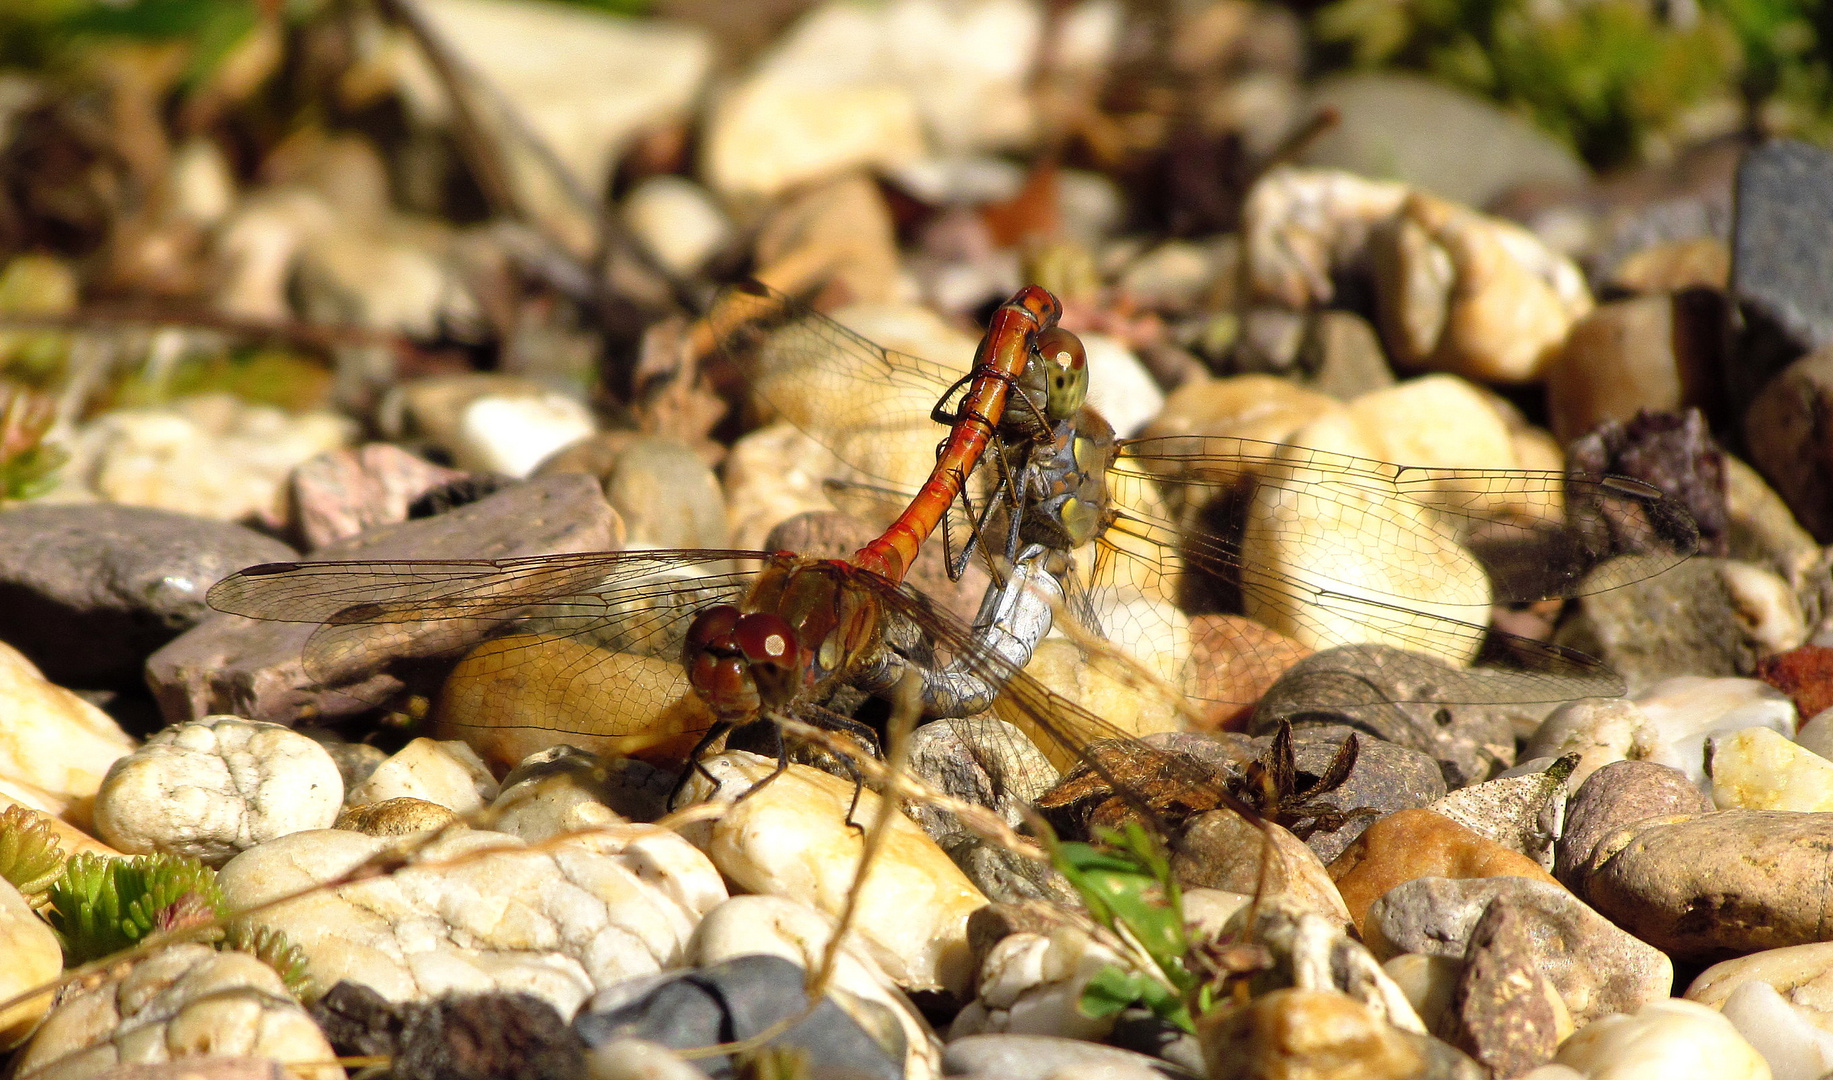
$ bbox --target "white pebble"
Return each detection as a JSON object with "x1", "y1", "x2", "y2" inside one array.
[
  {"x1": 1710, "y1": 727, "x2": 1833, "y2": 811},
  {"x1": 93, "y1": 716, "x2": 342, "y2": 866},
  {"x1": 455, "y1": 392, "x2": 598, "y2": 478}
]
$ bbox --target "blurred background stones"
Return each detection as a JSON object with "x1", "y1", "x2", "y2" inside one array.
[{"x1": 7, "y1": 0, "x2": 1833, "y2": 1079}]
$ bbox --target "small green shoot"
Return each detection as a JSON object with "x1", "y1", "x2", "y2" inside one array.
[
  {"x1": 0, "y1": 804, "x2": 68, "y2": 897},
  {"x1": 47, "y1": 852, "x2": 226, "y2": 965},
  {"x1": 1049, "y1": 821, "x2": 1204, "y2": 1032},
  {"x1": 224, "y1": 921, "x2": 316, "y2": 1001}
]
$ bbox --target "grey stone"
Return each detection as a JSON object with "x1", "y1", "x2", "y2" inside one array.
[
  {"x1": 942, "y1": 1033, "x2": 1193, "y2": 1080},
  {"x1": 941, "y1": 833, "x2": 1079, "y2": 907},
  {"x1": 1556, "y1": 759, "x2": 1713, "y2": 888},
  {"x1": 1426, "y1": 756, "x2": 1575, "y2": 870},
  {"x1": 1732, "y1": 140, "x2": 1833, "y2": 355},
  {"x1": 1584, "y1": 809, "x2": 1833, "y2": 963},
  {"x1": 575, "y1": 955, "x2": 902, "y2": 1080},
  {"x1": 1177, "y1": 728, "x2": 1446, "y2": 863},
  {"x1": 1555, "y1": 557, "x2": 1794, "y2": 694},
  {"x1": 1230, "y1": 307, "x2": 1307, "y2": 374},
  {"x1": 1249, "y1": 645, "x2": 1521, "y2": 788},
  {"x1": 0, "y1": 504, "x2": 295, "y2": 687},
  {"x1": 905, "y1": 716, "x2": 1058, "y2": 841},
  {"x1": 1299, "y1": 73, "x2": 1588, "y2": 208},
  {"x1": 1296, "y1": 309, "x2": 1395, "y2": 401},
  {"x1": 603, "y1": 436, "x2": 728, "y2": 551},
  {"x1": 146, "y1": 474, "x2": 620, "y2": 724},
  {"x1": 1363, "y1": 875, "x2": 1673, "y2": 1026}
]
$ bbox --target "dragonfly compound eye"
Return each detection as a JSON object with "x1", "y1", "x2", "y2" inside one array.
[
  {"x1": 683, "y1": 605, "x2": 762, "y2": 718},
  {"x1": 1033, "y1": 327, "x2": 1087, "y2": 421},
  {"x1": 733, "y1": 612, "x2": 801, "y2": 673}
]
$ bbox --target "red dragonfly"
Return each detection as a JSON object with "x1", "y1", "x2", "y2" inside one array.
[
  {"x1": 207, "y1": 284, "x2": 1093, "y2": 777},
  {"x1": 701, "y1": 284, "x2": 1699, "y2": 739},
  {"x1": 207, "y1": 284, "x2": 1696, "y2": 792}
]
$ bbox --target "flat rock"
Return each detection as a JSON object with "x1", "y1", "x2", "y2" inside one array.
[
  {"x1": 0, "y1": 505, "x2": 294, "y2": 687},
  {"x1": 1363, "y1": 875, "x2": 1673, "y2": 1026},
  {"x1": 146, "y1": 474, "x2": 620, "y2": 724},
  {"x1": 1584, "y1": 810, "x2": 1833, "y2": 962},
  {"x1": 1299, "y1": 73, "x2": 1587, "y2": 209},
  {"x1": 1252, "y1": 646, "x2": 1520, "y2": 788}
]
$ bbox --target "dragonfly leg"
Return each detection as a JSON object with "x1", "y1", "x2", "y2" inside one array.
[
  {"x1": 667, "y1": 720, "x2": 735, "y2": 810},
  {"x1": 732, "y1": 723, "x2": 793, "y2": 806}
]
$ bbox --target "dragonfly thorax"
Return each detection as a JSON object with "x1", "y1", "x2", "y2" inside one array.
[{"x1": 1020, "y1": 410, "x2": 1117, "y2": 551}]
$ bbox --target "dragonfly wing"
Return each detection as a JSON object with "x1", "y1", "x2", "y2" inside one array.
[
  {"x1": 1117, "y1": 435, "x2": 1700, "y2": 604},
  {"x1": 207, "y1": 550, "x2": 760, "y2": 727}
]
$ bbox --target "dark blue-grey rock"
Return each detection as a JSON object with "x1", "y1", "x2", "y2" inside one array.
[
  {"x1": 0, "y1": 504, "x2": 295, "y2": 687},
  {"x1": 145, "y1": 473, "x2": 619, "y2": 724},
  {"x1": 1733, "y1": 140, "x2": 1833, "y2": 353},
  {"x1": 575, "y1": 955, "x2": 903, "y2": 1080}
]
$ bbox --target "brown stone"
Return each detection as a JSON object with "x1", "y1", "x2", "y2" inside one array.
[
  {"x1": 1198, "y1": 988, "x2": 1427, "y2": 1080},
  {"x1": 1186, "y1": 614, "x2": 1313, "y2": 731},
  {"x1": 1442, "y1": 901, "x2": 1561, "y2": 1077},
  {"x1": 1327, "y1": 809, "x2": 1562, "y2": 932},
  {"x1": 1583, "y1": 809, "x2": 1833, "y2": 963}
]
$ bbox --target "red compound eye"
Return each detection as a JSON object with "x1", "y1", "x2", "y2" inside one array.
[
  {"x1": 684, "y1": 604, "x2": 742, "y2": 658},
  {"x1": 733, "y1": 612, "x2": 799, "y2": 671}
]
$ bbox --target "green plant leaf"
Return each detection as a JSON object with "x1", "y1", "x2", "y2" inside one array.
[
  {"x1": 0, "y1": 804, "x2": 67, "y2": 896},
  {"x1": 48, "y1": 853, "x2": 226, "y2": 965}
]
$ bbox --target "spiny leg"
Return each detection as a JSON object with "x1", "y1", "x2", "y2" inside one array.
[{"x1": 668, "y1": 720, "x2": 734, "y2": 809}]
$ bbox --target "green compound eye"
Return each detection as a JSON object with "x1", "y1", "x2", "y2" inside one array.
[{"x1": 1033, "y1": 326, "x2": 1088, "y2": 422}]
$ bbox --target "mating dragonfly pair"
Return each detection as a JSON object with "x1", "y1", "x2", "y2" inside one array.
[{"x1": 207, "y1": 281, "x2": 1699, "y2": 832}]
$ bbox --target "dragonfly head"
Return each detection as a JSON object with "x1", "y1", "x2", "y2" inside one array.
[
  {"x1": 683, "y1": 605, "x2": 804, "y2": 720},
  {"x1": 1030, "y1": 326, "x2": 1087, "y2": 422}
]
